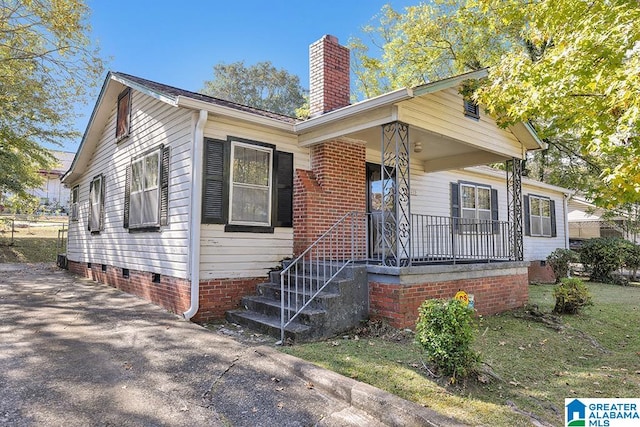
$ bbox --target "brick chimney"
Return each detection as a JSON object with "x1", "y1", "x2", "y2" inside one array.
[{"x1": 309, "y1": 35, "x2": 350, "y2": 117}]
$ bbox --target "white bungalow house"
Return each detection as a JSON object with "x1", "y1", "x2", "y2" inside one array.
[{"x1": 61, "y1": 35, "x2": 569, "y2": 339}]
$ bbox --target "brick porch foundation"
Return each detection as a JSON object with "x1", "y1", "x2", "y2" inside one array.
[
  {"x1": 528, "y1": 260, "x2": 556, "y2": 283},
  {"x1": 67, "y1": 260, "x2": 263, "y2": 322},
  {"x1": 368, "y1": 262, "x2": 530, "y2": 328}
]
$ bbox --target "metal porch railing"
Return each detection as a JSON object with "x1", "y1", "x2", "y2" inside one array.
[
  {"x1": 279, "y1": 212, "x2": 367, "y2": 343},
  {"x1": 279, "y1": 212, "x2": 514, "y2": 341}
]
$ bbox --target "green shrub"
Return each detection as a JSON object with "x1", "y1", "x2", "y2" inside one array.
[
  {"x1": 622, "y1": 241, "x2": 640, "y2": 281},
  {"x1": 553, "y1": 278, "x2": 593, "y2": 314},
  {"x1": 415, "y1": 298, "x2": 480, "y2": 381},
  {"x1": 579, "y1": 238, "x2": 627, "y2": 282},
  {"x1": 546, "y1": 248, "x2": 579, "y2": 282}
]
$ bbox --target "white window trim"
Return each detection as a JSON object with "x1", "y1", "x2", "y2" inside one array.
[
  {"x1": 70, "y1": 185, "x2": 79, "y2": 221},
  {"x1": 529, "y1": 195, "x2": 552, "y2": 237},
  {"x1": 460, "y1": 183, "x2": 492, "y2": 234},
  {"x1": 129, "y1": 151, "x2": 161, "y2": 228},
  {"x1": 228, "y1": 140, "x2": 273, "y2": 227}
]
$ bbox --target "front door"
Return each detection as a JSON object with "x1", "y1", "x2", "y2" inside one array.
[{"x1": 366, "y1": 163, "x2": 396, "y2": 257}]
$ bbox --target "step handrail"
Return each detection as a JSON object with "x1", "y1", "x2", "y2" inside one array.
[{"x1": 279, "y1": 211, "x2": 365, "y2": 343}]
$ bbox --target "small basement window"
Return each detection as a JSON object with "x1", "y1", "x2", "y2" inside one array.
[
  {"x1": 122, "y1": 268, "x2": 130, "y2": 279},
  {"x1": 152, "y1": 273, "x2": 161, "y2": 283}
]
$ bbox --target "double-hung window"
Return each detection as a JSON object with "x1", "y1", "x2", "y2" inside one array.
[
  {"x1": 88, "y1": 175, "x2": 104, "y2": 232},
  {"x1": 451, "y1": 181, "x2": 498, "y2": 234},
  {"x1": 124, "y1": 146, "x2": 170, "y2": 231},
  {"x1": 202, "y1": 137, "x2": 294, "y2": 231},
  {"x1": 461, "y1": 183, "x2": 492, "y2": 233},
  {"x1": 529, "y1": 195, "x2": 552, "y2": 237},
  {"x1": 131, "y1": 152, "x2": 160, "y2": 227},
  {"x1": 70, "y1": 185, "x2": 79, "y2": 221},
  {"x1": 229, "y1": 141, "x2": 273, "y2": 226}
]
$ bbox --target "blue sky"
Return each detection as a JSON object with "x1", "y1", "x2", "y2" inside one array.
[{"x1": 62, "y1": 0, "x2": 417, "y2": 152}]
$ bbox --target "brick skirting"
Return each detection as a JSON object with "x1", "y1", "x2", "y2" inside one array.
[
  {"x1": 67, "y1": 260, "x2": 263, "y2": 322},
  {"x1": 528, "y1": 260, "x2": 556, "y2": 283},
  {"x1": 368, "y1": 263, "x2": 530, "y2": 329}
]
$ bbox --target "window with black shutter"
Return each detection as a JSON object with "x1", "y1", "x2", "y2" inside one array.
[
  {"x1": 525, "y1": 194, "x2": 556, "y2": 237},
  {"x1": 88, "y1": 175, "x2": 104, "y2": 232},
  {"x1": 123, "y1": 145, "x2": 169, "y2": 231},
  {"x1": 202, "y1": 137, "x2": 293, "y2": 232},
  {"x1": 451, "y1": 181, "x2": 499, "y2": 234}
]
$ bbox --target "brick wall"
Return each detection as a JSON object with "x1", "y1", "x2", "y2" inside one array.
[
  {"x1": 369, "y1": 271, "x2": 529, "y2": 329},
  {"x1": 193, "y1": 277, "x2": 264, "y2": 323},
  {"x1": 68, "y1": 260, "x2": 264, "y2": 322},
  {"x1": 528, "y1": 260, "x2": 556, "y2": 283},
  {"x1": 293, "y1": 140, "x2": 366, "y2": 255},
  {"x1": 309, "y1": 35, "x2": 350, "y2": 116},
  {"x1": 68, "y1": 259, "x2": 191, "y2": 315}
]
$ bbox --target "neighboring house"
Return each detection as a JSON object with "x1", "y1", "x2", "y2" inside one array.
[
  {"x1": 61, "y1": 35, "x2": 568, "y2": 338},
  {"x1": 31, "y1": 150, "x2": 75, "y2": 213},
  {"x1": 1, "y1": 150, "x2": 74, "y2": 213},
  {"x1": 568, "y1": 196, "x2": 639, "y2": 244}
]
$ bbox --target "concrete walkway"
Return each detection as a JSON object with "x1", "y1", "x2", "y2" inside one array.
[{"x1": 0, "y1": 264, "x2": 462, "y2": 426}]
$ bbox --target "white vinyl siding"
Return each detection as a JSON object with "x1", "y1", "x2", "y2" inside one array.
[
  {"x1": 200, "y1": 116, "x2": 308, "y2": 280},
  {"x1": 65, "y1": 89, "x2": 193, "y2": 278}
]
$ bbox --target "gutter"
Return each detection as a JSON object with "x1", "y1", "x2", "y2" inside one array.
[{"x1": 183, "y1": 109, "x2": 208, "y2": 320}]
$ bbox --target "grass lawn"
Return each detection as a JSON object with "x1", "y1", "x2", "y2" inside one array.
[
  {"x1": 0, "y1": 222, "x2": 65, "y2": 263},
  {"x1": 280, "y1": 282, "x2": 640, "y2": 426}
]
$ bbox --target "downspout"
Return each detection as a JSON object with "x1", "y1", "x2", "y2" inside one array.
[{"x1": 183, "y1": 109, "x2": 208, "y2": 320}]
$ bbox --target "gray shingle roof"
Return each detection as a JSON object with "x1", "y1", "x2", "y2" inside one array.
[{"x1": 113, "y1": 72, "x2": 298, "y2": 124}]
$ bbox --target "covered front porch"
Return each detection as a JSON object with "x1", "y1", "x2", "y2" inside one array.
[{"x1": 284, "y1": 70, "x2": 544, "y2": 333}]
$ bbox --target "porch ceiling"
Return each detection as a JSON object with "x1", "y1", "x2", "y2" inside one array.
[{"x1": 346, "y1": 125, "x2": 514, "y2": 172}]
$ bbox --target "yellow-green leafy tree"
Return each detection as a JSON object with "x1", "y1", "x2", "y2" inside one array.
[
  {"x1": 352, "y1": 0, "x2": 640, "y2": 206},
  {"x1": 0, "y1": 0, "x2": 103, "y2": 200}
]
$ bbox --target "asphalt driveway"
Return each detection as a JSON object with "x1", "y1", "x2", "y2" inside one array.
[{"x1": 0, "y1": 264, "x2": 390, "y2": 427}]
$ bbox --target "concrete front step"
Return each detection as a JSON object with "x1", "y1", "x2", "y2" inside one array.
[
  {"x1": 257, "y1": 282, "x2": 340, "y2": 308},
  {"x1": 225, "y1": 309, "x2": 313, "y2": 342},
  {"x1": 240, "y1": 295, "x2": 327, "y2": 326}
]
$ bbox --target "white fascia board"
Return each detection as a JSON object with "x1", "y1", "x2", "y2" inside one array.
[
  {"x1": 523, "y1": 121, "x2": 546, "y2": 150},
  {"x1": 294, "y1": 88, "x2": 413, "y2": 132},
  {"x1": 62, "y1": 73, "x2": 114, "y2": 184},
  {"x1": 177, "y1": 97, "x2": 294, "y2": 132},
  {"x1": 111, "y1": 74, "x2": 179, "y2": 106},
  {"x1": 462, "y1": 166, "x2": 573, "y2": 195}
]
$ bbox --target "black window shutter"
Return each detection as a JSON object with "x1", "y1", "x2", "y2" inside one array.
[
  {"x1": 123, "y1": 165, "x2": 131, "y2": 229},
  {"x1": 491, "y1": 188, "x2": 499, "y2": 234},
  {"x1": 523, "y1": 195, "x2": 531, "y2": 236},
  {"x1": 99, "y1": 176, "x2": 105, "y2": 231},
  {"x1": 202, "y1": 138, "x2": 228, "y2": 224},
  {"x1": 450, "y1": 182, "x2": 460, "y2": 232},
  {"x1": 160, "y1": 146, "x2": 170, "y2": 226},
  {"x1": 274, "y1": 151, "x2": 294, "y2": 227},
  {"x1": 550, "y1": 199, "x2": 557, "y2": 237}
]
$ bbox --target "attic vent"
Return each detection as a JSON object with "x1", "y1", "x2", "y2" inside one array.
[{"x1": 463, "y1": 99, "x2": 480, "y2": 119}]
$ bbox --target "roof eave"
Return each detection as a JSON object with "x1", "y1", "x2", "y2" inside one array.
[
  {"x1": 177, "y1": 96, "x2": 294, "y2": 131},
  {"x1": 294, "y1": 88, "x2": 413, "y2": 133}
]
